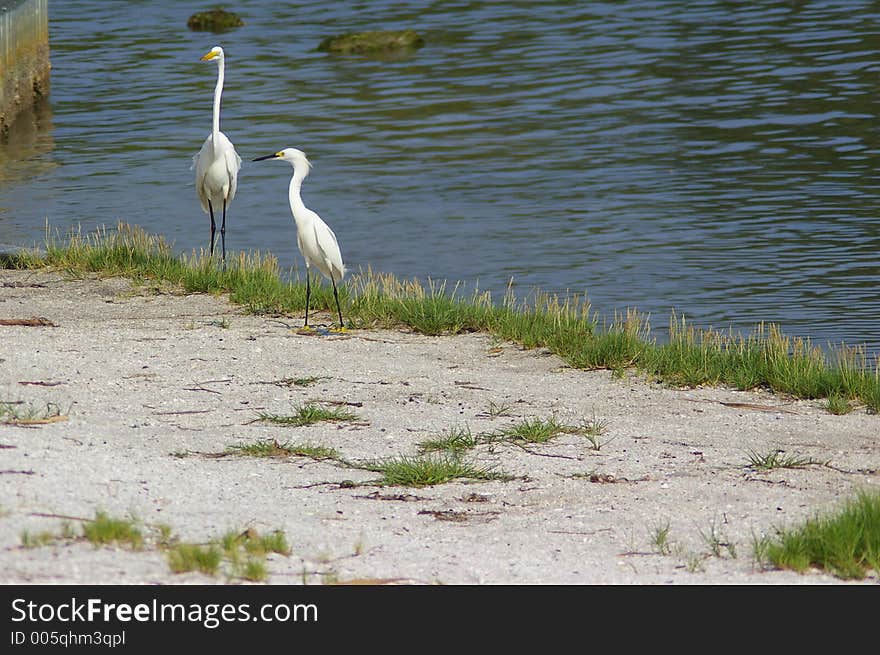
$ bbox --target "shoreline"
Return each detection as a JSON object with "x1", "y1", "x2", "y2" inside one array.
[{"x1": 1, "y1": 268, "x2": 878, "y2": 584}]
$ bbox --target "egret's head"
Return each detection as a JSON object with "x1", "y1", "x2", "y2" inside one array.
[
  {"x1": 200, "y1": 46, "x2": 224, "y2": 62},
  {"x1": 252, "y1": 148, "x2": 312, "y2": 170}
]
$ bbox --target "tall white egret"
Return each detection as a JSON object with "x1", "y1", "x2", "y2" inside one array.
[
  {"x1": 192, "y1": 45, "x2": 241, "y2": 264},
  {"x1": 252, "y1": 148, "x2": 346, "y2": 329}
]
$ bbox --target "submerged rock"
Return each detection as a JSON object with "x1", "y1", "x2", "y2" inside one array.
[
  {"x1": 317, "y1": 29, "x2": 424, "y2": 55},
  {"x1": 186, "y1": 8, "x2": 245, "y2": 33}
]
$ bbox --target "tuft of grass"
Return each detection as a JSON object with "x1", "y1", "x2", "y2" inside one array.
[
  {"x1": 155, "y1": 523, "x2": 174, "y2": 547},
  {"x1": 221, "y1": 529, "x2": 292, "y2": 558},
  {"x1": 220, "y1": 529, "x2": 291, "y2": 582},
  {"x1": 580, "y1": 414, "x2": 611, "y2": 450},
  {"x1": 259, "y1": 530, "x2": 292, "y2": 556},
  {"x1": 257, "y1": 402, "x2": 358, "y2": 427},
  {"x1": 240, "y1": 558, "x2": 268, "y2": 582},
  {"x1": 167, "y1": 543, "x2": 223, "y2": 575},
  {"x1": 228, "y1": 440, "x2": 292, "y2": 457},
  {"x1": 82, "y1": 512, "x2": 143, "y2": 549},
  {"x1": 358, "y1": 455, "x2": 509, "y2": 487},
  {"x1": 351, "y1": 273, "x2": 489, "y2": 335},
  {"x1": 416, "y1": 415, "x2": 610, "y2": 455},
  {"x1": 228, "y1": 439, "x2": 339, "y2": 460},
  {"x1": 699, "y1": 518, "x2": 736, "y2": 559},
  {"x1": 0, "y1": 401, "x2": 66, "y2": 425},
  {"x1": 292, "y1": 376, "x2": 323, "y2": 387},
  {"x1": 685, "y1": 553, "x2": 706, "y2": 573},
  {"x1": 169, "y1": 527, "x2": 291, "y2": 580},
  {"x1": 650, "y1": 522, "x2": 673, "y2": 556},
  {"x1": 746, "y1": 449, "x2": 822, "y2": 471},
  {"x1": 417, "y1": 425, "x2": 479, "y2": 455},
  {"x1": 643, "y1": 316, "x2": 880, "y2": 408},
  {"x1": 21, "y1": 530, "x2": 57, "y2": 549},
  {"x1": 494, "y1": 415, "x2": 575, "y2": 444},
  {"x1": 760, "y1": 491, "x2": 880, "y2": 580},
  {"x1": 751, "y1": 531, "x2": 772, "y2": 568},
  {"x1": 825, "y1": 392, "x2": 853, "y2": 415},
  {"x1": 486, "y1": 400, "x2": 513, "y2": 418},
  {"x1": 10, "y1": 502, "x2": 292, "y2": 582},
  {"x1": 11, "y1": 222, "x2": 880, "y2": 413},
  {"x1": 271, "y1": 376, "x2": 326, "y2": 387}
]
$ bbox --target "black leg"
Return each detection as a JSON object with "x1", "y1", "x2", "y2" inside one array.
[
  {"x1": 332, "y1": 277, "x2": 343, "y2": 328},
  {"x1": 304, "y1": 270, "x2": 311, "y2": 328},
  {"x1": 220, "y1": 198, "x2": 227, "y2": 266},
  {"x1": 208, "y1": 200, "x2": 216, "y2": 257}
]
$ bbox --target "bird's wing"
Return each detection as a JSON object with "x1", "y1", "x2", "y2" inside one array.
[
  {"x1": 224, "y1": 145, "x2": 242, "y2": 203},
  {"x1": 213, "y1": 131, "x2": 241, "y2": 203},
  {"x1": 311, "y1": 216, "x2": 345, "y2": 282},
  {"x1": 192, "y1": 135, "x2": 213, "y2": 213}
]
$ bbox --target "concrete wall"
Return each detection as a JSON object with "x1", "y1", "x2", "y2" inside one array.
[{"x1": 0, "y1": 0, "x2": 50, "y2": 135}]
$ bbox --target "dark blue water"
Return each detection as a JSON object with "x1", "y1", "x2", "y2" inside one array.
[{"x1": 2, "y1": 0, "x2": 880, "y2": 354}]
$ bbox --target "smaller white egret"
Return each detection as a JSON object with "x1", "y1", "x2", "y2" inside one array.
[
  {"x1": 252, "y1": 148, "x2": 346, "y2": 329},
  {"x1": 192, "y1": 45, "x2": 241, "y2": 264}
]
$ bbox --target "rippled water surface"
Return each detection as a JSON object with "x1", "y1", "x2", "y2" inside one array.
[{"x1": 2, "y1": 1, "x2": 880, "y2": 352}]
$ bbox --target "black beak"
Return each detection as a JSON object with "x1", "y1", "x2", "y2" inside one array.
[{"x1": 252, "y1": 153, "x2": 278, "y2": 162}]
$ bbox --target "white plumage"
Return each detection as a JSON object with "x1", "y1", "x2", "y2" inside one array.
[
  {"x1": 252, "y1": 148, "x2": 346, "y2": 329},
  {"x1": 192, "y1": 45, "x2": 241, "y2": 263}
]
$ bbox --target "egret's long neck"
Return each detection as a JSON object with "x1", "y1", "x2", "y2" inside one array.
[
  {"x1": 212, "y1": 58, "x2": 224, "y2": 139},
  {"x1": 288, "y1": 166, "x2": 309, "y2": 222}
]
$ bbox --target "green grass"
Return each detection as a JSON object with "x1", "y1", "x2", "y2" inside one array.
[
  {"x1": 257, "y1": 402, "x2": 358, "y2": 426},
  {"x1": 486, "y1": 400, "x2": 514, "y2": 418},
  {"x1": 580, "y1": 414, "x2": 610, "y2": 450},
  {"x1": 219, "y1": 529, "x2": 291, "y2": 582},
  {"x1": 488, "y1": 415, "x2": 591, "y2": 445},
  {"x1": 240, "y1": 558, "x2": 268, "y2": 582},
  {"x1": 168, "y1": 527, "x2": 290, "y2": 580},
  {"x1": 746, "y1": 449, "x2": 822, "y2": 471},
  {"x1": 0, "y1": 401, "x2": 66, "y2": 425},
  {"x1": 82, "y1": 512, "x2": 144, "y2": 549},
  {"x1": 228, "y1": 439, "x2": 340, "y2": 460},
  {"x1": 11, "y1": 504, "x2": 290, "y2": 582},
  {"x1": 417, "y1": 426, "x2": 480, "y2": 455},
  {"x1": 699, "y1": 517, "x2": 736, "y2": 559},
  {"x1": 650, "y1": 522, "x2": 673, "y2": 556},
  {"x1": 21, "y1": 521, "x2": 81, "y2": 548},
  {"x1": 493, "y1": 416, "x2": 573, "y2": 443},
  {"x1": 270, "y1": 376, "x2": 326, "y2": 387},
  {"x1": 357, "y1": 454, "x2": 509, "y2": 487},
  {"x1": 167, "y1": 543, "x2": 223, "y2": 575},
  {"x1": 7, "y1": 222, "x2": 880, "y2": 412},
  {"x1": 20, "y1": 530, "x2": 57, "y2": 549},
  {"x1": 760, "y1": 491, "x2": 880, "y2": 580},
  {"x1": 825, "y1": 392, "x2": 853, "y2": 415},
  {"x1": 289, "y1": 376, "x2": 324, "y2": 387},
  {"x1": 220, "y1": 529, "x2": 292, "y2": 557},
  {"x1": 417, "y1": 415, "x2": 604, "y2": 455}
]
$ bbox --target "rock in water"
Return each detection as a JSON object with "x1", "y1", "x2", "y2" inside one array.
[
  {"x1": 187, "y1": 8, "x2": 245, "y2": 33},
  {"x1": 317, "y1": 30, "x2": 424, "y2": 55}
]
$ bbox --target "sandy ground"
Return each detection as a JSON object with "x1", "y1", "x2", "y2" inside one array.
[{"x1": 0, "y1": 268, "x2": 878, "y2": 585}]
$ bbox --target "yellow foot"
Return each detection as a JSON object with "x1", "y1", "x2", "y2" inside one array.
[{"x1": 294, "y1": 324, "x2": 347, "y2": 336}]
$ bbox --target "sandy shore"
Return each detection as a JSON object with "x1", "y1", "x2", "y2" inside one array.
[{"x1": 0, "y1": 268, "x2": 878, "y2": 584}]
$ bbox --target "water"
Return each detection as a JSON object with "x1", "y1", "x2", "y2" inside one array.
[{"x1": 2, "y1": 0, "x2": 880, "y2": 354}]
